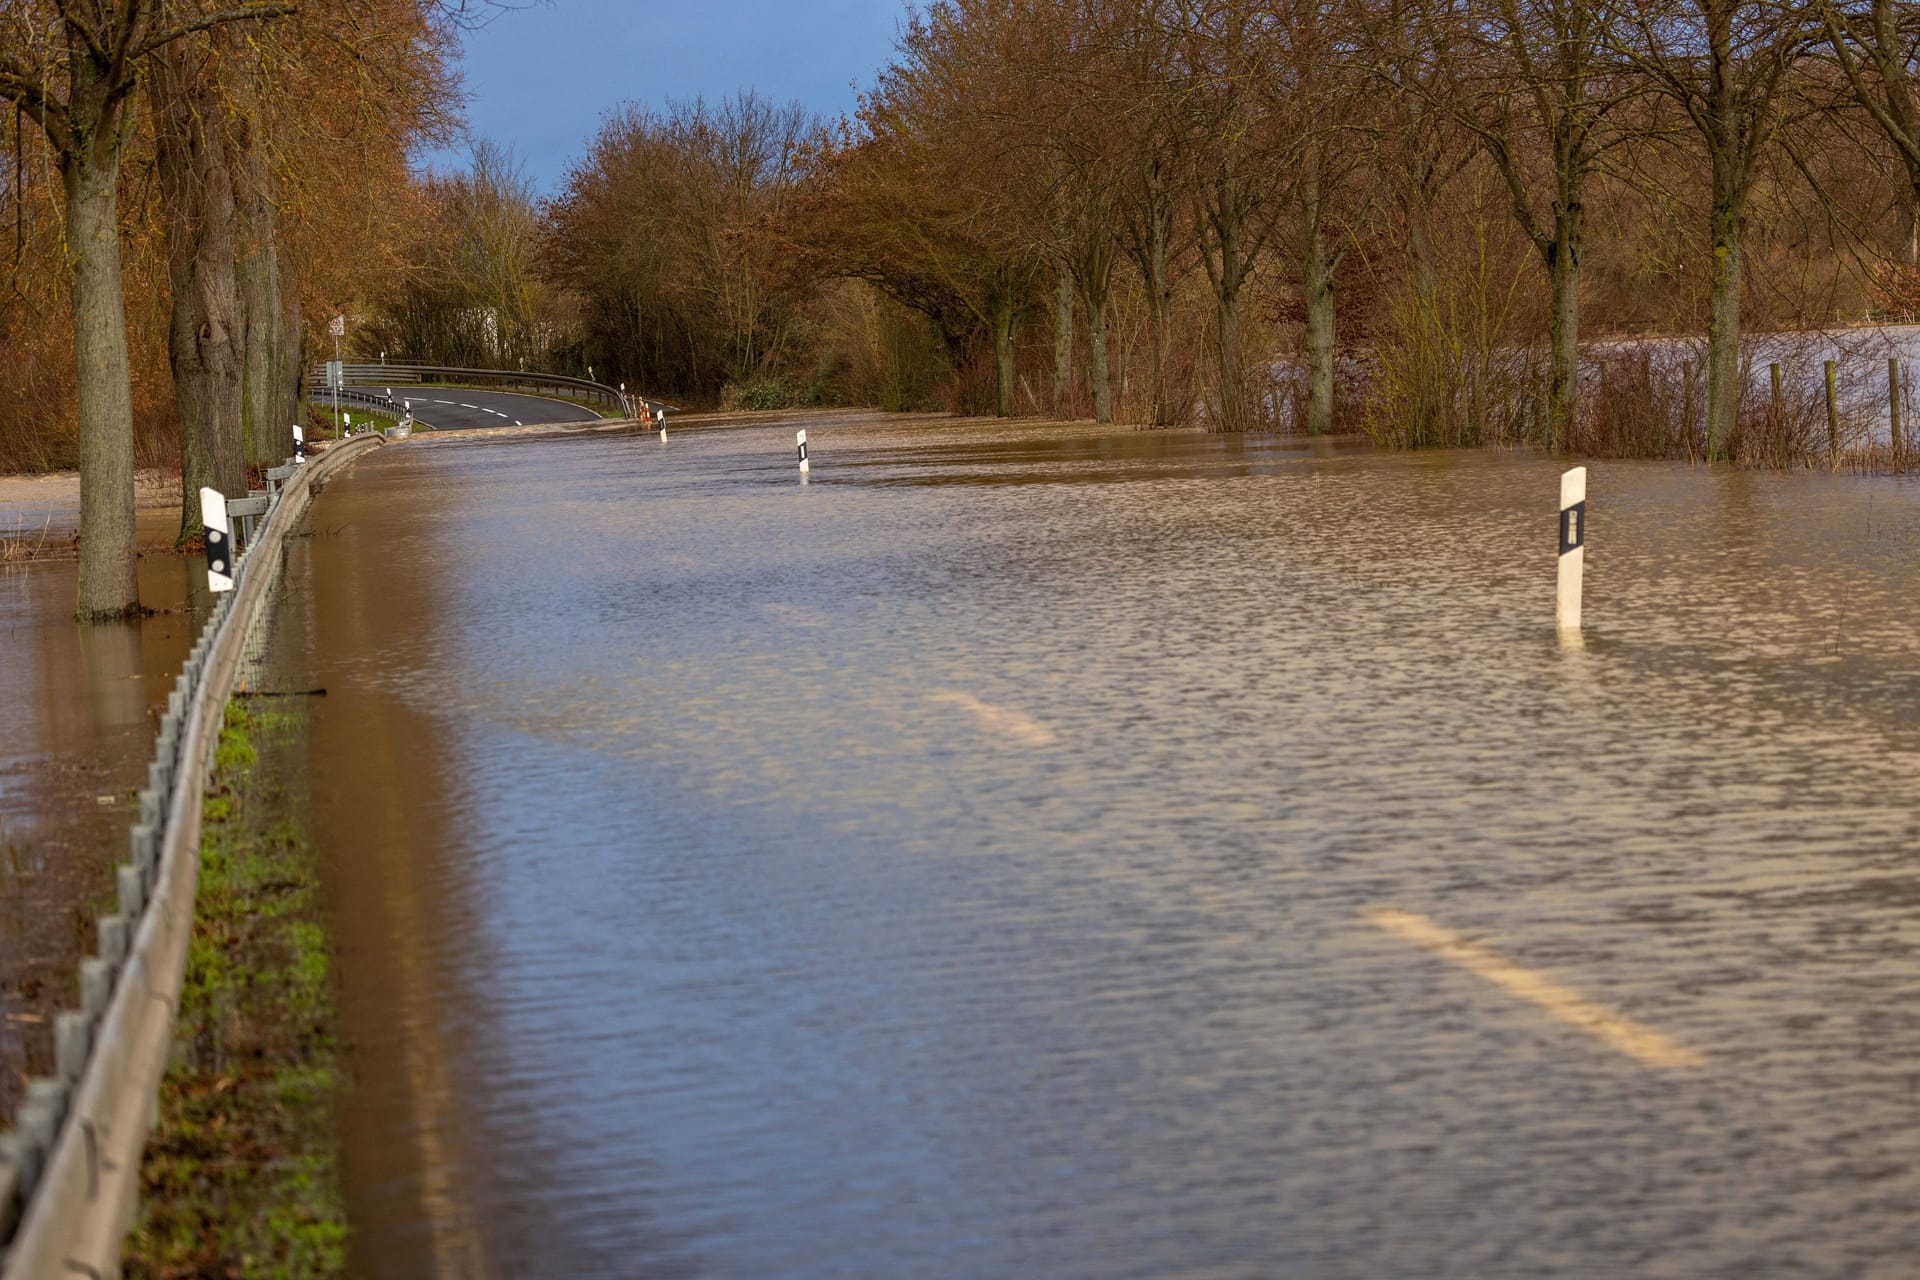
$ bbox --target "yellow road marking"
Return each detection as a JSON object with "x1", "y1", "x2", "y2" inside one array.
[
  {"x1": 929, "y1": 690, "x2": 1057, "y2": 747},
  {"x1": 1366, "y1": 908, "x2": 1703, "y2": 1070}
]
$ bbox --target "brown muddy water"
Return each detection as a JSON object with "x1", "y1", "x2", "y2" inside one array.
[
  {"x1": 256, "y1": 411, "x2": 1920, "y2": 1278},
  {"x1": 0, "y1": 555, "x2": 209, "y2": 1119}
]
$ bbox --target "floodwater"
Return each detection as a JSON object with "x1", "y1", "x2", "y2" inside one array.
[
  {"x1": 0, "y1": 555, "x2": 207, "y2": 1119},
  {"x1": 262, "y1": 412, "x2": 1920, "y2": 1278}
]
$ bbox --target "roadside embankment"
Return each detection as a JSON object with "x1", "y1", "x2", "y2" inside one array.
[
  {"x1": 0, "y1": 433, "x2": 381, "y2": 1279},
  {"x1": 121, "y1": 697, "x2": 345, "y2": 1278},
  {"x1": 0, "y1": 471, "x2": 180, "y2": 562}
]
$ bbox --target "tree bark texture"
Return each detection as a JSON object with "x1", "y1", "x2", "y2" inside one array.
[
  {"x1": 1706, "y1": 194, "x2": 1743, "y2": 459},
  {"x1": 993, "y1": 289, "x2": 1015, "y2": 418},
  {"x1": 1052, "y1": 267, "x2": 1074, "y2": 414},
  {"x1": 1079, "y1": 245, "x2": 1115, "y2": 424},
  {"x1": 155, "y1": 43, "x2": 246, "y2": 540},
  {"x1": 1303, "y1": 210, "x2": 1336, "y2": 435},
  {"x1": 61, "y1": 51, "x2": 140, "y2": 619},
  {"x1": 234, "y1": 95, "x2": 287, "y2": 467},
  {"x1": 1546, "y1": 202, "x2": 1582, "y2": 452},
  {"x1": 1202, "y1": 183, "x2": 1251, "y2": 432},
  {"x1": 1087, "y1": 287, "x2": 1111, "y2": 424}
]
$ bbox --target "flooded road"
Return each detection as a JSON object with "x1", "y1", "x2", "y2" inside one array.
[{"x1": 266, "y1": 412, "x2": 1920, "y2": 1278}]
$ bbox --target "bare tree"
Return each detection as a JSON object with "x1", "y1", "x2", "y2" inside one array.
[
  {"x1": 1613, "y1": 0, "x2": 1820, "y2": 457},
  {"x1": 1261, "y1": 0, "x2": 1372, "y2": 435},
  {"x1": 1814, "y1": 0, "x2": 1920, "y2": 265},
  {"x1": 1425, "y1": 0, "x2": 1638, "y2": 448},
  {"x1": 1175, "y1": 0, "x2": 1291, "y2": 430},
  {"x1": 1107, "y1": 0, "x2": 1195, "y2": 426},
  {"x1": 152, "y1": 35, "x2": 247, "y2": 540},
  {"x1": 0, "y1": 0, "x2": 290, "y2": 617}
]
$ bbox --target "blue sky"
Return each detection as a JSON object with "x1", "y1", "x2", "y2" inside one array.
[{"x1": 431, "y1": 0, "x2": 916, "y2": 194}]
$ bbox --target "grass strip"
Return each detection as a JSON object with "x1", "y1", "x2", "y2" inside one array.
[{"x1": 123, "y1": 698, "x2": 345, "y2": 1279}]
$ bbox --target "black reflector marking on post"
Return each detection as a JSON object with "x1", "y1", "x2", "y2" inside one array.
[{"x1": 1559, "y1": 501, "x2": 1585, "y2": 555}]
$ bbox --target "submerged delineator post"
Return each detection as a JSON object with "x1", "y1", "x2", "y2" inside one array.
[
  {"x1": 797, "y1": 429, "x2": 810, "y2": 474},
  {"x1": 201, "y1": 487, "x2": 234, "y2": 594},
  {"x1": 1557, "y1": 466, "x2": 1586, "y2": 634}
]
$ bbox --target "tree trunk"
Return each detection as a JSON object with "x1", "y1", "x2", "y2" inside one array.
[
  {"x1": 993, "y1": 290, "x2": 1015, "y2": 418},
  {"x1": 1304, "y1": 212, "x2": 1336, "y2": 436},
  {"x1": 1216, "y1": 287, "x2": 1243, "y2": 432},
  {"x1": 1205, "y1": 185, "x2": 1250, "y2": 433},
  {"x1": 1146, "y1": 206, "x2": 1173, "y2": 426},
  {"x1": 1907, "y1": 178, "x2": 1920, "y2": 270},
  {"x1": 235, "y1": 110, "x2": 286, "y2": 467},
  {"x1": 1086, "y1": 286, "x2": 1111, "y2": 424},
  {"x1": 1545, "y1": 201, "x2": 1582, "y2": 452},
  {"x1": 155, "y1": 46, "x2": 246, "y2": 541},
  {"x1": 277, "y1": 260, "x2": 306, "y2": 439},
  {"x1": 62, "y1": 87, "x2": 139, "y2": 619},
  {"x1": 1052, "y1": 267, "x2": 1074, "y2": 415},
  {"x1": 1705, "y1": 190, "x2": 1742, "y2": 460}
]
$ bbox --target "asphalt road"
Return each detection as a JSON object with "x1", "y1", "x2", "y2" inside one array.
[
  {"x1": 281, "y1": 416, "x2": 1920, "y2": 1278},
  {"x1": 348, "y1": 386, "x2": 605, "y2": 431}
]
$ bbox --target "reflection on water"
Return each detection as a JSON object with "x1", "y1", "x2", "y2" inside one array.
[
  {"x1": 0, "y1": 555, "x2": 207, "y2": 1119},
  {"x1": 272, "y1": 414, "x2": 1920, "y2": 1278}
]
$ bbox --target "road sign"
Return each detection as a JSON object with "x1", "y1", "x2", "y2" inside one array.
[
  {"x1": 328, "y1": 314, "x2": 345, "y2": 337},
  {"x1": 201, "y1": 488, "x2": 233, "y2": 592},
  {"x1": 325, "y1": 360, "x2": 343, "y2": 389}
]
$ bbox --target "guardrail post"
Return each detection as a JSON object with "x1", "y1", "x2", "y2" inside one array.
[{"x1": 54, "y1": 1016, "x2": 90, "y2": 1086}]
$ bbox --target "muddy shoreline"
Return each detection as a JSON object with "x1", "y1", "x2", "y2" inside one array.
[{"x1": 0, "y1": 471, "x2": 183, "y2": 561}]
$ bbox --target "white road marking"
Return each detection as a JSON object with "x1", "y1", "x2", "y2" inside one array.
[
  {"x1": 1366, "y1": 908, "x2": 1703, "y2": 1070},
  {"x1": 929, "y1": 691, "x2": 1057, "y2": 747},
  {"x1": 459, "y1": 403, "x2": 479, "y2": 409}
]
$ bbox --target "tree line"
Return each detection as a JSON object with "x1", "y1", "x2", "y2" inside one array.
[
  {"x1": 487, "y1": 0, "x2": 1920, "y2": 450},
  {"x1": 13, "y1": 0, "x2": 1920, "y2": 619},
  {"x1": 0, "y1": 0, "x2": 462, "y2": 618}
]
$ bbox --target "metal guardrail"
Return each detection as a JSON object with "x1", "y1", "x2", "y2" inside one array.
[
  {"x1": 0, "y1": 433, "x2": 386, "y2": 1277},
  {"x1": 302, "y1": 361, "x2": 679, "y2": 419}
]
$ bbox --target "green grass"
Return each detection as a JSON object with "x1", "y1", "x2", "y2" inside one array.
[
  {"x1": 309, "y1": 403, "x2": 406, "y2": 438},
  {"x1": 123, "y1": 698, "x2": 347, "y2": 1279}
]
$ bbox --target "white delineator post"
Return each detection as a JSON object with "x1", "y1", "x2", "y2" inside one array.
[
  {"x1": 1557, "y1": 466, "x2": 1586, "y2": 633},
  {"x1": 797, "y1": 429, "x2": 810, "y2": 474},
  {"x1": 292, "y1": 424, "x2": 305, "y2": 463},
  {"x1": 201, "y1": 487, "x2": 234, "y2": 593}
]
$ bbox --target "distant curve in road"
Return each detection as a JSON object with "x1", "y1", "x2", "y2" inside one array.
[{"x1": 365, "y1": 387, "x2": 603, "y2": 431}]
